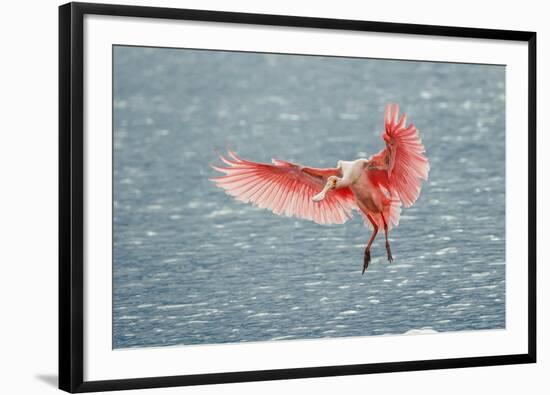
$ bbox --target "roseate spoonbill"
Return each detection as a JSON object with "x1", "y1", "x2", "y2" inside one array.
[{"x1": 210, "y1": 104, "x2": 429, "y2": 274}]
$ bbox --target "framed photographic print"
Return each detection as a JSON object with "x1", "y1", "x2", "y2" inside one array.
[{"x1": 59, "y1": 2, "x2": 537, "y2": 393}]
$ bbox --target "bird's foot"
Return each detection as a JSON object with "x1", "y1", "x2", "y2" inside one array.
[
  {"x1": 386, "y1": 242, "x2": 393, "y2": 263},
  {"x1": 362, "y1": 248, "x2": 371, "y2": 275}
]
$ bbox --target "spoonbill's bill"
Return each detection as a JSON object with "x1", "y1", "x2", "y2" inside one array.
[{"x1": 211, "y1": 104, "x2": 429, "y2": 274}]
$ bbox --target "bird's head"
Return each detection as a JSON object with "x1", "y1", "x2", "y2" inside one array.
[
  {"x1": 312, "y1": 176, "x2": 341, "y2": 202},
  {"x1": 327, "y1": 176, "x2": 339, "y2": 189}
]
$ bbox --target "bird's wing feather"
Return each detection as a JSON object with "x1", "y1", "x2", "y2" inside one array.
[
  {"x1": 210, "y1": 150, "x2": 356, "y2": 225},
  {"x1": 369, "y1": 104, "x2": 429, "y2": 207}
]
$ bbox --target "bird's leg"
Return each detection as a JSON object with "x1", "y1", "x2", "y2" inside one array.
[
  {"x1": 363, "y1": 213, "x2": 379, "y2": 275},
  {"x1": 381, "y1": 213, "x2": 393, "y2": 263}
]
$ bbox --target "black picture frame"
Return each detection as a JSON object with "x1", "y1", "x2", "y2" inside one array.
[{"x1": 59, "y1": 2, "x2": 537, "y2": 393}]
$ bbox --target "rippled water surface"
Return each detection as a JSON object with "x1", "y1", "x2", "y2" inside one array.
[{"x1": 113, "y1": 46, "x2": 505, "y2": 348}]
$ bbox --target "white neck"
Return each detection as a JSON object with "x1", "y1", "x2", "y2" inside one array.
[
  {"x1": 312, "y1": 159, "x2": 366, "y2": 202},
  {"x1": 335, "y1": 177, "x2": 352, "y2": 188},
  {"x1": 339, "y1": 158, "x2": 368, "y2": 184}
]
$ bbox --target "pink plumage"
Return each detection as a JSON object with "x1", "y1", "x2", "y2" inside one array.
[
  {"x1": 210, "y1": 151, "x2": 356, "y2": 225},
  {"x1": 383, "y1": 103, "x2": 430, "y2": 206},
  {"x1": 210, "y1": 104, "x2": 429, "y2": 274}
]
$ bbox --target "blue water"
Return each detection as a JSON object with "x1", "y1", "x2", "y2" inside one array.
[{"x1": 113, "y1": 46, "x2": 505, "y2": 349}]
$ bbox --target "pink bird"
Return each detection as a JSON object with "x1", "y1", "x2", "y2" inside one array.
[{"x1": 211, "y1": 104, "x2": 429, "y2": 274}]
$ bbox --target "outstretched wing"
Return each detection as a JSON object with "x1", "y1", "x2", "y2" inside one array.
[
  {"x1": 368, "y1": 104, "x2": 429, "y2": 207},
  {"x1": 210, "y1": 150, "x2": 356, "y2": 225}
]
